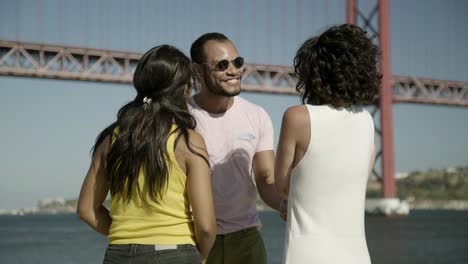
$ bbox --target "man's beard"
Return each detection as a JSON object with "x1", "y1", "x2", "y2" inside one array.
[{"x1": 203, "y1": 71, "x2": 241, "y2": 97}]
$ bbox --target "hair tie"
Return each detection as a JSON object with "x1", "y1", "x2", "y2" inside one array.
[{"x1": 143, "y1": 96, "x2": 152, "y2": 105}]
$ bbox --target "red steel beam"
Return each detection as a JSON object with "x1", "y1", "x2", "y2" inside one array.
[
  {"x1": 347, "y1": 0, "x2": 356, "y2": 25},
  {"x1": 392, "y1": 76, "x2": 468, "y2": 106},
  {"x1": 0, "y1": 40, "x2": 140, "y2": 83},
  {"x1": 347, "y1": 0, "x2": 397, "y2": 198},
  {"x1": 378, "y1": 0, "x2": 396, "y2": 198}
]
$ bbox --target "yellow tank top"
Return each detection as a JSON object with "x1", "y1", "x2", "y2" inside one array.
[{"x1": 108, "y1": 125, "x2": 195, "y2": 245}]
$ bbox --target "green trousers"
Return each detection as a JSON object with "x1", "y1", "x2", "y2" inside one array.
[{"x1": 206, "y1": 227, "x2": 267, "y2": 264}]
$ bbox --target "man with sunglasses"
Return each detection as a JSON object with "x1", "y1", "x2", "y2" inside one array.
[{"x1": 188, "y1": 33, "x2": 283, "y2": 264}]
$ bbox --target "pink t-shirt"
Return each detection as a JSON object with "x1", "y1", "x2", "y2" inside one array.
[{"x1": 188, "y1": 96, "x2": 274, "y2": 234}]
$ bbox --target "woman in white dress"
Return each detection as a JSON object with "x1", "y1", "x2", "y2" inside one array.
[{"x1": 275, "y1": 24, "x2": 380, "y2": 264}]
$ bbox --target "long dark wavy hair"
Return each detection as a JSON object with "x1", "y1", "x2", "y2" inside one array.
[
  {"x1": 92, "y1": 45, "x2": 200, "y2": 203},
  {"x1": 294, "y1": 24, "x2": 381, "y2": 108}
]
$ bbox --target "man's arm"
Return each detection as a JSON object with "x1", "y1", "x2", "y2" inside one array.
[{"x1": 253, "y1": 150, "x2": 282, "y2": 211}]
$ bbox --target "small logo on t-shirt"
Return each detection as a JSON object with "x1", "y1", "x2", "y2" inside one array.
[{"x1": 238, "y1": 133, "x2": 256, "y2": 141}]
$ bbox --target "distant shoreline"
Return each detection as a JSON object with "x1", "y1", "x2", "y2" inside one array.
[
  {"x1": 2, "y1": 199, "x2": 467, "y2": 216},
  {"x1": 409, "y1": 199, "x2": 468, "y2": 211},
  {"x1": 2, "y1": 166, "x2": 467, "y2": 216}
]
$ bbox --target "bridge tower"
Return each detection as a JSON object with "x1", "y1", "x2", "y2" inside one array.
[{"x1": 347, "y1": 0, "x2": 396, "y2": 198}]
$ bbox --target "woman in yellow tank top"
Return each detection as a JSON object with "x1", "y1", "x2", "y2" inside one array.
[{"x1": 77, "y1": 45, "x2": 216, "y2": 264}]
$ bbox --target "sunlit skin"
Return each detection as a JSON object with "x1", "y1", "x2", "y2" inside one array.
[{"x1": 194, "y1": 40, "x2": 243, "y2": 114}]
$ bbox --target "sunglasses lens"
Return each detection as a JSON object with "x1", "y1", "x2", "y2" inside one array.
[
  {"x1": 211, "y1": 57, "x2": 244, "y2": 71},
  {"x1": 215, "y1": 60, "x2": 230, "y2": 71},
  {"x1": 233, "y1": 57, "x2": 244, "y2": 69}
]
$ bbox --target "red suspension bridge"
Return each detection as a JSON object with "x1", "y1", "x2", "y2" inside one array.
[{"x1": 1, "y1": 0, "x2": 467, "y2": 199}]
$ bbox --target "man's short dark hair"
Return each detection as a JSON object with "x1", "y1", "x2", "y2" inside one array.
[
  {"x1": 190, "y1": 32, "x2": 229, "y2": 64},
  {"x1": 294, "y1": 24, "x2": 381, "y2": 108}
]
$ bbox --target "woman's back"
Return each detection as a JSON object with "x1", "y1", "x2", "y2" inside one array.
[
  {"x1": 77, "y1": 44, "x2": 215, "y2": 263},
  {"x1": 284, "y1": 104, "x2": 374, "y2": 264},
  {"x1": 108, "y1": 125, "x2": 195, "y2": 245}
]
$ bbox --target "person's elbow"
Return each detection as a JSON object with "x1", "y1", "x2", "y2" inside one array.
[
  {"x1": 200, "y1": 221, "x2": 217, "y2": 237},
  {"x1": 196, "y1": 219, "x2": 217, "y2": 239}
]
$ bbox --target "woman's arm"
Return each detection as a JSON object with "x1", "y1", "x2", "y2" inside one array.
[
  {"x1": 185, "y1": 130, "x2": 216, "y2": 260},
  {"x1": 275, "y1": 106, "x2": 305, "y2": 199},
  {"x1": 76, "y1": 136, "x2": 111, "y2": 236}
]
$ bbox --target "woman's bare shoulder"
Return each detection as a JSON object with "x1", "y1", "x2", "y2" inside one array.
[
  {"x1": 186, "y1": 129, "x2": 206, "y2": 147},
  {"x1": 176, "y1": 129, "x2": 208, "y2": 157},
  {"x1": 282, "y1": 105, "x2": 309, "y2": 127}
]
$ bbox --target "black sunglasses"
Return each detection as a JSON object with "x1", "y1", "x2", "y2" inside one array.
[{"x1": 203, "y1": 57, "x2": 244, "y2": 72}]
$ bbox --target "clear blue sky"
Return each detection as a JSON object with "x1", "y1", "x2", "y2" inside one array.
[{"x1": 1, "y1": 0, "x2": 467, "y2": 210}]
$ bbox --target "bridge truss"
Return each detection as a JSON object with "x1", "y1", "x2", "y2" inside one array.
[{"x1": 1, "y1": 40, "x2": 467, "y2": 106}]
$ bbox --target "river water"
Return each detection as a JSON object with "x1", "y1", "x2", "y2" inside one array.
[{"x1": 0, "y1": 210, "x2": 467, "y2": 263}]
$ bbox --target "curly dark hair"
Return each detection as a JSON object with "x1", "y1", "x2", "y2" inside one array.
[{"x1": 294, "y1": 24, "x2": 381, "y2": 108}]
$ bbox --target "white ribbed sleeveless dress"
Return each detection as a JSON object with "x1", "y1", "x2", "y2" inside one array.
[{"x1": 283, "y1": 104, "x2": 374, "y2": 264}]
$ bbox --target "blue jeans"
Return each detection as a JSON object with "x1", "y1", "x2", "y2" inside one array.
[{"x1": 103, "y1": 244, "x2": 202, "y2": 264}]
